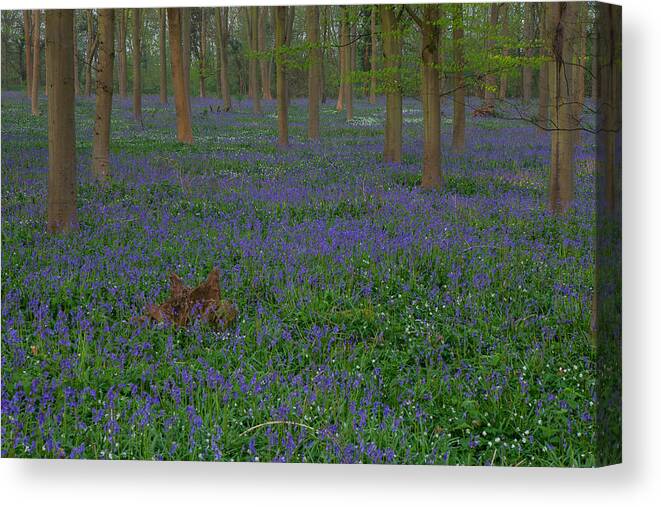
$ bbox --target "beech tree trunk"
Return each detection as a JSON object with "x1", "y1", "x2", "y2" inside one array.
[
  {"x1": 573, "y1": 4, "x2": 587, "y2": 145},
  {"x1": 548, "y1": 2, "x2": 577, "y2": 214},
  {"x1": 452, "y1": 4, "x2": 466, "y2": 154},
  {"x1": 419, "y1": 5, "x2": 442, "y2": 190},
  {"x1": 84, "y1": 11, "x2": 97, "y2": 97},
  {"x1": 484, "y1": 3, "x2": 498, "y2": 109},
  {"x1": 275, "y1": 6, "x2": 288, "y2": 147},
  {"x1": 23, "y1": 11, "x2": 32, "y2": 98},
  {"x1": 216, "y1": 7, "x2": 232, "y2": 111},
  {"x1": 199, "y1": 8, "x2": 207, "y2": 98},
  {"x1": 182, "y1": 8, "x2": 191, "y2": 100},
  {"x1": 92, "y1": 9, "x2": 115, "y2": 183},
  {"x1": 321, "y1": 6, "x2": 329, "y2": 104},
  {"x1": 522, "y1": 2, "x2": 533, "y2": 103},
  {"x1": 159, "y1": 8, "x2": 168, "y2": 104},
  {"x1": 341, "y1": 6, "x2": 352, "y2": 121},
  {"x1": 118, "y1": 9, "x2": 128, "y2": 98},
  {"x1": 258, "y1": 7, "x2": 272, "y2": 100},
  {"x1": 538, "y1": 5, "x2": 550, "y2": 132},
  {"x1": 369, "y1": 6, "x2": 377, "y2": 105},
  {"x1": 73, "y1": 16, "x2": 80, "y2": 97},
  {"x1": 46, "y1": 10, "x2": 77, "y2": 234},
  {"x1": 336, "y1": 9, "x2": 344, "y2": 111},
  {"x1": 306, "y1": 6, "x2": 321, "y2": 140},
  {"x1": 499, "y1": 4, "x2": 509, "y2": 101},
  {"x1": 167, "y1": 8, "x2": 193, "y2": 144},
  {"x1": 132, "y1": 9, "x2": 142, "y2": 122},
  {"x1": 380, "y1": 5, "x2": 402, "y2": 164},
  {"x1": 247, "y1": 7, "x2": 261, "y2": 113},
  {"x1": 31, "y1": 10, "x2": 40, "y2": 115}
]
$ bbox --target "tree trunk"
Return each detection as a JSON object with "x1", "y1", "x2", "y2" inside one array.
[
  {"x1": 73, "y1": 15, "x2": 80, "y2": 96},
  {"x1": 341, "y1": 6, "x2": 352, "y2": 121},
  {"x1": 538, "y1": 5, "x2": 550, "y2": 132},
  {"x1": 92, "y1": 9, "x2": 115, "y2": 183},
  {"x1": 132, "y1": 9, "x2": 142, "y2": 122},
  {"x1": 182, "y1": 8, "x2": 191, "y2": 100},
  {"x1": 548, "y1": 2, "x2": 577, "y2": 214},
  {"x1": 321, "y1": 6, "x2": 329, "y2": 104},
  {"x1": 118, "y1": 9, "x2": 128, "y2": 98},
  {"x1": 200, "y1": 8, "x2": 207, "y2": 98},
  {"x1": 499, "y1": 4, "x2": 509, "y2": 101},
  {"x1": 306, "y1": 6, "x2": 321, "y2": 140},
  {"x1": 369, "y1": 6, "x2": 377, "y2": 105},
  {"x1": 522, "y1": 2, "x2": 533, "y2": 103},
  {"x1": 452, "y1": 4, "x2": 466, "y2": 154},
  {"x1": 336, "y1": 14, "x2": 344, "y2": 112},
  {"x1": 167, "y1": 8, "x2": 193, "y2": 144},
  {"x1": 573, "y1": 4, "x2": 587, "y2": 145},
  {"x1": 484, "y1": 3, "x2": 498, "y2": 109},
  {"x1": 275, "y1": 6, "x2": 288, "y2": 147},
  {"x1": 258, "y1": 7, "x2": 272, "y2": 100},
  {"x1": 31, "y1": 10, "x2": 40, "y2": 115},
  {"x1": 23, "y1": 11, "x2": 33, "y2": 98},
  {"x1": 380, "y1": 5, "x2": 402, "y2": 164},
  {"x1": 84, "y1": 10, "x2": 98, "y2": 97},
  {"x1": 159, "y1": 8, "x2": 168, "y2": 104},
  {"x1": 248, "y1": 6, "x2": 261, "y2": 113},
  {"x1": 46, "y1": 10, "x2": 77, "y2": 233},
  {"x1": 420, "y1": 5, "x2": 442, "y2": 190},
  {"x1": 216, "y1": 7, "x2": 232, "y2": 111},
  {"x1": 286, "y1": 7, "x2": 296, "y2": 104}
]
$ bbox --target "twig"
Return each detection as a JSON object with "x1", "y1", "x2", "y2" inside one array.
[{"x1": 239, "y1": 420, "x2": 316, "y2": 437}]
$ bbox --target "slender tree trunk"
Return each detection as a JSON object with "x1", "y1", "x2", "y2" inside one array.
[
  {"x1": 159, "y1": 8, "x2": 168, "y2": 104},
  {"x1": 420, "y1": 5, "x2": 442, "y2": 190},
  {"x1": 380, "y1": 5, "x2": 402, "y2": 163},
  {"x1": 248, "y1": 6, "x2": 261, "y2": 113},
  {"x1": 73, "y1": 15, "x2": 80, "y2": 97},
  {"x1": 336, "y1": 9, "x2": 344, "y2": 111},
  {"x1": 31, "y1": 10, "x2": 40, "y2": 115},
  {"x1": 341, "y1": 6, "x2": 352, "y2": 121},
  {"x1": 591, "y1": 36, "x2": 598, "y2": 100},
  {"x1": 92, "y1": 10, "x2": 115, "y2": 183},
  {"x1": 522, "y1": 2, "x2": 533, "y2": 103},
  {"x1": 286, "y1": 7, "x2": 295, "y2": 104},
  {"x1": 216, "y1": 8, "x2": 232, "y2": 110},
  {"x1": 369, "y1": 6, "x2": 378, "y2": 105},
  {"x1": 167, "y1": 8, "x2": 193, "y2": 144},
  {"x1": 306, "y1": 6, "x2": 321, "y2": 140},
  {"x1": 199, "y1": 8, "x2": 207, "y2": 98},
  {"x1": 548, "y1": 2, "x2": 577, "y2": 214},
  {"x1": 275, "y1": 6, "x2": 288, "y2": 147},
  {"x1": 23, "y1": 11, "x2": 33, "y2": 98},
  {"x1": 46, "y1": 10, "x2": 77, "y2": 233},
  {"x1": 499, "y1": 4, "x2": 509, "y2": 101},
  {"x1": 452, "y1": 4, "x2": 466, "y2": 154},
  {"x1": 132, "y1": 9, "x2": 142, "y2": 122},
  {"x1": 118, "y1": 9, "x2": 128, "y2": 98},
  {"x1": 215, "y1": 8, "x2": 223, "y2": 100},
  {"x1": 84, "y1": 10, "x2": 98, "y2": 97},
  {"x1": 484, "y1": 3, "x2": 498, "y2": 109},
  {"x1": 258, "y1": 7, "x2": 272, "y2": 100},
  {"x1": 538, "y1": 5, "x2": 550, "y2": 132},
  {"x1": 573, "y1": 4, "x2": 587, "y2": 145},
  {"x1": 182, "y1": 8, "x2": 191, "y2": 101},
  {"x1": 321, "y1": 6, "x2": 329, "y2": 104}
]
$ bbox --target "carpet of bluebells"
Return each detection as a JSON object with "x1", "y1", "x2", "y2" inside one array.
[{"x1": 1, "y1": 90, "x2": 595, "y2": 465}]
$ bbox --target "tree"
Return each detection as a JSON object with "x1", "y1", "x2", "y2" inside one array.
[
  {"x1": 258, "y1": 7, "x2": 272, "y2": 100},
  {"x1": 132, "y1": 8, "x2": 142, "y2": 122},
  {"x1": 369, "y1": 6, "x2": 377, "y2": 105},
  {"x1": 275, "y1": 6, "x2": 288, "y2": 147},
  {"x1": 167, "y1": 8, "x2": 193, "y2": 144},
  {"x1": 498, "y1": 4, "x2": 509, "y2": 101},
  {"x1": 306, "y1": 6, "x2": 321, "y2": 140},
  {"x1": 247, "y1": 6, "x2": 262, "y2": 113},
  {"x1": 380, "y1": 5, "x2": 402, "y2": 164},
  {"x1": 483, "y1": 3, "x2": 498, "y2": 110},
  {"x1": 547, "y1": 2, "x2": 578, "y2": 214},
  {"x1": 452, "y1": 3, "x2": 466, "y2": 154},
  {"x1": 538, "y1": 5, "x2": 550, "y2": 132},
  {"x1": 159, "y1": 8, "x2": 167, "y2": 104},
  {"x1": 215, "y1": 7, "x2": 232, "y2": 111},
  {"x1": 407, "y1": 5, "x2": 443, "y2": 189},
  {"x1": 522, "y1": 2, "x2": 534, "y2": 103},
  {"x1": 84, "y1": 10, "x2": 98, "y2": 97},
  {"x1": 182, "y1": 8, "x2": 191, "y2": 100},
  {"x1": 46, "y1": 10, "x2": 77, "y2": 233},
  {"x1": 73, "y1": 14, "x2": 80, "y2": 96},
  {"x1": 23, "y1": 11, "x2": 32, "y2": 99},
  {"x1": 31, "y1": 10, "x2": 40, "y2": 116},
  {"x1": 117, "y1": 9, "x2": 128, "y2": 98},
  {"x1": 92, "y1": 9, "x2": 115, "y2": 183},
  {"x1": 340, "y1": 6, "x2": 353, "y2": 121},
  {"x1": 199, "y1": 8, "x2": 207, "y2": 98}
]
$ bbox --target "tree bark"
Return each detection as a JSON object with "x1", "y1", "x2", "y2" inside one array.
[
  {"x1": 275, "y1": 6, "x2": 288, "y2": 147},
  {"x1": 258, "y1": 7, "x2": 272, "y2": 100},
  {"x1": 341, "y1": 6, "x2": 353, "y2": 121},
  {"x1": 522, "y1": 2, "x2": 533, "y2": 103},
  {"x1": 182, "y1": 8, "x2": 191, "y2": 101},
  {"x1": 380, "y1": 5, "x2": 402, "y2": 164},
  {"x1": 538, "y1": 5, "x2": 550, "y2": 132},
  {"x1": 132, "y1": 9, "x2": 142, "y2": 122},
  {"x1": 92, "y1": 9, "x2": 115, "y2": 183},
  {"x1": 548, "y1": 2, "x2": 577, "y2": 214},
  {"x1": 199, "y1": 8, "x2": 207, "y2": 98},
  {"x1": 573, "y1": 4, "x2": 587, "y2": 145},
  {"x1": 46, "y1": 10, "x2": 77, "y2": 233},
  {"x1": 215, "y1": 7, "x2": 232, "y2": 111},
  {"x1": 369, "y1": 6, "x2": 377, "y2": 105},
  {"x1": 484, "y1": 3, "x2": 498, "y2": 109},
  {"x1": 452, "y1": 4, "x2": 466, "y2": 154},
  {"x1": 159, "y1": 8, "x2": 168, "y2": 104},
  {"x1": 247, "y1": 6, "x2": 262, "y2": 113},
  {"x1": 73, "y1": 15, "x2": 80, "y2": 96},
  {"x1": 167, "y1": 8, "x2": 193, "y2": 144},
  {"x1": 23, "y1": 11, "x2": 33, "y2": 98},
  {"x1": 31, "y1": 10, "x2": 40, "y2": 115},
  {"x1": 306, "y1": 6, "x2": 321, "y2": 140},
  {"x1": 84, "y1": 11, "x2": 98, "y2": 97},
  {"x1": 118, "y1": 9, "x2": 128, "y2": 99}
]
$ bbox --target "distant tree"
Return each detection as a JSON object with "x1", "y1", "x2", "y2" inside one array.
[
  {"x1": 92, "y1": 9, "x2": 115, "y2": 183},
  {"x1": 182, "y1": 8, "x2": 191, "y2": 99},
  {"x1": 483, "y1": 3, "x2": 498, "y2": 110},
  {"x1": 340, "y1": 6, "x2": 353, "y2": 121},
  {"x1": 117, "y1": 9, "x2": 128, "y2": 99},
  {"x1": 159, "y1": 8, "x2": 168, "y2": 104},
  {"x1": 45, "y1": 10, "x2": 77, "y2": 233},
  {"x1": 380, "y1": 5, "x2": 402, "y2": 164},
  {"x1": 84, "y1": 10, "x2": 98, "y2": 97},
  {"x1": 199, "y1": 8, "x2": 207, "y2": 98},
  {"x1": 167, "y1": 8, "x2": 193, "y2": 144},
  {"x1": 306, "y1": 6, "x2": 321, "y2": 140},
  {"x1": 132, "y1": 8, "x2": 142, "y2": 122},
  {"x1": 215, "y1": 7, "x2": 232, "y2": 111},
  {"x1": 538, "y1": 4, "x2": 550, "y2": 132},
  {"x1": 31, "y1": 10, "x2": 40, "y2": 115},
  {"x1": 522, "y1": 2, "x2": 533, "y2": 103},
  {"x1": 499, "y1": 4, "x2": 509, "y2": 101},
  {"x1": 275, "y1": 6, "x2": 288, "y2": 147},
  {"x1": 23, "y1": 11, "x2": 32, "y2": 99},
  {"x1": 258, "y1": 7, "x2": 272, "y2": 100},
  {"x1": 369, "y1": 6, "x2": 377, "y2": 105},
  {"x1": 452, "y1": 3, "x2": 466, "y2": 154},
  {"x1": 247, "y1": 6, "x2": 262, "y2": 113}
]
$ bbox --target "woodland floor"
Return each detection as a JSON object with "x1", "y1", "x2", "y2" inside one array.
[{"x1": 1, "y1": 91, "x2": 595, "y2": 465}]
